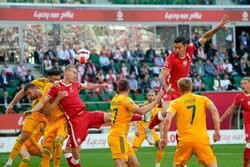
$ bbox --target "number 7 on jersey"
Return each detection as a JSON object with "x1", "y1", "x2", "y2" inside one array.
[{"x1": 187, "y1": 105, "x2": 196, "y2": 125}]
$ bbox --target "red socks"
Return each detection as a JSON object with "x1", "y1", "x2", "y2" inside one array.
[
  {"x1": 148, "y1": 114, "x2": 162, "y2": 129},
  {"x1": 131, "y1": 115, "x2": 142, "y2": 121},
  {"x1": 244, "y1": 148, "x2": 250, "y2": 167}
]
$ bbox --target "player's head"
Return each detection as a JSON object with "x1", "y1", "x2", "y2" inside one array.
[
  {"x1": 177, "y1": 77, "x2": 193, "y2": 94},
  {"x1": 174, "y1": 36, "x2": 187, "y2": 57},
  {"x1": 47, "y1": 67, "x2": 61, "y2": 83},
  {"x1": 117, "y1": 79, "x2": 131, "y2": 93},
  {"x1": 147, "y1": 89, "x2": 157, "y2": 103},
  {"x1": 64, "y1": 64, "x2": 77, "y2": 83},
  {"x1": 241, "y1": 77, "x2": 250, "y2": 94},
  {"x1": 24, "y1": 83, "x2": 41, "y2": 100}
]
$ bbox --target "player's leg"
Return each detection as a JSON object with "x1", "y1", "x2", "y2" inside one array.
[
  {"x1": 54, "y1": 118, "x2": 68, "y2": 167},
  {"x1": 173, "y1": 142, "x2": 192, "y2": 167},
  {"x1": 127, "y1": 144, "x2": 139, "y2": 167},
  {"x1": 153, "y1": 130, "x2": 164, "y2": 167},
  {"x1": 243, "y1": 124, "x2": 250, "y2": 167},
  {"x1": 71, "y1": 146, "x2": 81, "y2": 167},
  {"x1": 132, "y1": 125, "x2": 146, "y2": 152},
  {"x1": 18, "y1": 145, "x2": 30, "y2": 167},
  {"x1": 5, "y1": 118, "x2": 39, "y2": 166},
  {"x1": 64, "y1": 145, "x2": 74, "y2": 166},
  {"x1": 108, "y1": 135, "x2": 129, "y2": 167},
  {"x1": 193, "y1": 142, "x2": 217, "y2": 167}
]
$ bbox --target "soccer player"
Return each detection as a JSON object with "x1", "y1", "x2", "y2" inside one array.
[
  {"x1": 108, "y1": 79, "x2": 163, "y2": 167},
  {"x1": 28, "y1": 64, "x2": 111, "y2": 167},
  {"x1": 220, "y1": 77, "x2": 250, "y2": 167},
  {"x1": 4, "y1": 69, "x2": 61, "y2": 167},
  {"x1": 145, "y1": 15, "x2": 230, "y2": 144},
  {"x1": 132, "y1": 90, "x2": 164, "y2": 167},
  {"x1": 160, "y1": 77, "x2": 221, "y2": 167},
  {"x1": 18, "y1": 123, "x2": 45, "y2": 167}
]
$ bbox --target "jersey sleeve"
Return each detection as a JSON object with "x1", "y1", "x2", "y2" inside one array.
[
  {"x1": 47, "y1": 85, "x2": 59, "y2": 99},
  {"x1": 75, "y1": 81, "x2": 82, "y2": 90},
  {"x1": 204, "y1": 96, "x2": 213, "y2": 109},
  {"x1": 162, "y1": 55, "x2": 173, "y2": 71},
  {"x1": 233, "y1": 94, "x2": 241, "y2": 106},
  {"x1": 124, "y1": 97, "x2": 137, "y2": 111},
  {"x1": 187, "y1": 41, "x2": 201, "y2": 55},
  {"x1": 167, "y1": 100, "x2": 177, "y2": 115}
]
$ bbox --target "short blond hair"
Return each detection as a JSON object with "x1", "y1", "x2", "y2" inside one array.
[
  {"x1": 242, "y1": 77, "x2": 250, "y2": 83},
  {"x1": 65, "y1": 64, "x2": 77, "y2": 71},
  {"x1": 177, "y1": 77, "x2": 193, "y2": 92}
]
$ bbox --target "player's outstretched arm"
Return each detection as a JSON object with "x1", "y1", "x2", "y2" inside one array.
[
  {"x1": 160, "y1": 112, "x2": 174, "y2": 149},
  {"x1": 159, "y1": 69, "x2": 174, "y2": 94},
  {"x1": 207, "y1": 102, "x2": 221, "y2": 142},
  {"x1": 5, "y1": 89, "x2": 25, "y2": 114},
  {"x1": 220, "y1": 104, "x2": 239, "y2": 123},
  {"x1": 81, "y1": 82, "x2": 109, "y2": 90},
  {"x1": 132, "y1": 91, "x2": 163, "y2": 115},
  {"x1": 198, "y1": 15, "x2": 230, "y2": 45},
  {"x1": 30, "y1": 96, "x2": 50, "y2": 113},
  {"x1": 43, "y1": 91, "x2": 68, "y2": 114}
]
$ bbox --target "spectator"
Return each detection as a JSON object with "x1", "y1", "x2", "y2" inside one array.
[
  {"x1": 0, "y1": 91, "x2": 11, "y2": 109},
  {"x1": 112, "y1": 46, "x2": 123, "y2": 62},
  {"x1": 130, "y1": 61, "x2": 140, "y2": 78},
  {"x1": 44, "y1": 45, "x2": 57, "y2": 65},
  {"x1": 43, "y1": 55, "x2": 53, "y2": 72},
  {"x1": 150, "y1": 76, "x2": 161, "y2": 90},
  {"x1": 25, "y1": 69, "x2": 34, "y2": 83},
  {"x1": 120, "y1": 63, "x2": 129, "y2": 77},
  {"x1": 3, "y1": 62, "x2": 14, "y2": 78},
  {"x1": 33, "y1": 45, "x2": 43, "y2": 64},
  {"x1": 139, "y1": 74, "x2": 150, "y2": 94},
  {"x1": 123, "y1": 45, "x2": 133, "y2": 62},
  {"x1": 237, "y1": 58, "x2": 248, "y2": 76},
  {"x1": 228, "y1": 51, "x2": 239, "y2": 68},
  {"x1": 76, "y1": 62, "x2": 86, "y2": 83},
  {"x1": 213, "y1": 75, "x2": 223, "y2": 91},
  {"x1": 197, "y1": 46, "x2": 207, "y2": 60},
  {"x1": 128, "y1": 74, "x2": 138, "y2": 92},
  {"x1": 109, "y1": 59, "x2": 119, "y2": 75},
  {"x1": 195, "y1": 59, "x2": 205, "y2": 77},
  {"x1": 220, "y1": 74, "x2": 237, "y2": 91},
  {"x1": 134, "y1": 44, "x2": 144, "y2": 61},
  {"x1": 100, "y1": 46, "x2": 111, "y2": 59},
  {"x1": 0, "y1": 70, "x2": 10, "y2": 89},
  {"x1": 106, "y1": 69, "x2": 116, "y2": 83},
  {"x1": 228, "y1": 43, "x2": 236, "y2": 61},
  {"x1": 68, "y1": 43, "x2": 76, "y2": 64},
  {"x1": 222, "y1": 59, "x2": 234, "y2": 75},
  {"x1": 96, "y1": 69, "x2": 105, "y2": 84},
  {"x1": 91, "y1": 49, "x2": 100, "y2": 67},
  {"x1": 215, "y1": 61, "x2": 224, "y2": 76},
  {"x1": 207, "y1": 44, "x2": 217, "y2": 60},
  {"x1": 15, "y1": 83, "x2": 30, "y2": 109},
  {"x1": 213, "y1": 51, "x2": 223, "y2": 66},
  {"x1": 145, "y1": 44, "x2": 156, "y2": 62},
  {"x1": 99, "y1": 54, "x2": 110, "y2": 73},
  {"x1": 58, "y1": 44, "x2": 70, "y2": 66},
  {"x1": 53, "y1": 61, "x2": 63, "y2": 75},
  {"x1": 152, "y1": 63, "x2": 160, "y2": 77},
  {"x1": 140, "y1": 63, "x2": 149, "y2": 79},
  {"x1": 193, "y1": 76, "x2": 206, "y2": 92},
  {"x1": 15, "y1": 61, "x2": 27, "y2": 79},
  {"x1": 239, "y1": 31, "x2": 249, "y2": 50},
  {"x1": 85, "y1": 59, "x2": 98, "y2": 83},
  {"x1": 204, "y1": 59, "x2": 217, "y2": 76},
  {"x1": 154, "y1": 54, "x2": 164, "y2": 67}
]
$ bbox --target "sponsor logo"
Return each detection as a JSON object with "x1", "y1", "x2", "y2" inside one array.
[
  {"x1": 242, "y1": 11, "x2": 248, "y2": 21},
  {"x1": 164, "y1": 12, "x2": 202, "y2": 21},
  {"x1": 183, "y1": 60, "x2": 187, "y2": 66},
  {"x1": 117, "y1": 10, "x2": 124, "y2": 21}
]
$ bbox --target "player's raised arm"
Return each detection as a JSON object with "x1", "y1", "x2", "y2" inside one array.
[
  {"x1": 80, "y1": 82, "x2": 109, "y2": 90},
  {"x1": 131, "y1": 91, "x2": 163, "y2": 115},
  {"x1": 198, "y1": 15, "x2": 230, "y2": 45},
  {"x1": 5, "y1": 89, "x2": 25, "y2": 114},
  {"x1": 29, "y1": 96, "x2": 50, "y2": 114},
  {"x1": 206, "y1": 101, "x2": 221, "y2": 142},
  {"x1": 220, "y1": 104, "x2": 239, "y2": 123}
]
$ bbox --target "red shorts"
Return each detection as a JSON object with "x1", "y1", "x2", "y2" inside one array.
[
  {"x1": 245, "y1": 124, "x2": 250, "y2": 141},
  {"x1": 162, "y1": 89, "x2": 180, "y2": 102},
  {"x1": 66, "y1": 111, "x2": 104, "y2": 148}
]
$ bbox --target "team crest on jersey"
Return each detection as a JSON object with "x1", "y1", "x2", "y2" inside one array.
[
  {"x1": 183, "y1": 60, "x2": 187, "y2": 67},
  {"x1": 248, "y1": 101, "x2": 250, "y2": 106}
]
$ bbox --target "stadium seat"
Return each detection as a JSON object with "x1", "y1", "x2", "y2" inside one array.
[
  {"x1": 86, "y1": 104, "x2": 98, "y2": 111},
  {"x1": 99, "y1": 93, "x2": 112, "y2": 101},
  {"x1": 201, "y1": 76, "x2": 214, "y2": 91},
  {"x1": 134, "y1": 93, "x2": 146, "y2": 102},
  {"x1": 5, "y1": 87, "x2": 17, "y2": 98},
  {"x1": 10, "y1": 80, "x2": 20, "y2": 88},
  {"x1": 86, "y1": 94, "x2": 100, "y2": 102},
  {"x1": 79, "y1": 93, "x2": 88, "y2": 101},
  {"x1": 233, "y1": 76, "x2": 243, "y2": 88},
  {"x1": 97, "y1": 103, "x2": 110, "y2": 111}
]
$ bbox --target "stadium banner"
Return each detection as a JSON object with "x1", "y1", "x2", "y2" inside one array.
[
  {"x1": 0, "y1": 8, "x2": 249, "y2": 22},
  {"x1": 0, "y1": 130, "x2": 245, "y2": 153}
]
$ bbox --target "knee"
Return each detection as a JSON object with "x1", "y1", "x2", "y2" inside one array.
[
  {"x1": 54, "y1": 137, "x2": 64, "y2": 148},
  {"x1": 19, "y1": 132, "x2": 30, "y2": 142},
  {"x1": 42, "y1": 147, "x2": 52, "y2": 158}
]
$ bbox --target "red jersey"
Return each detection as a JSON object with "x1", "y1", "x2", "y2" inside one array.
[
  {"x1": 233, "y1": 92, "x2": 250, "y2": 124},
  {"x1": 162, "y1": 43, "x2": 197, "y2": 91},
  {"x1": 47, "y1": 81, "x2": 86, "y2": 119}
]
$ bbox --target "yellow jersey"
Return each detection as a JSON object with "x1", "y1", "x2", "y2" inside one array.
[
  {"x1": 31, "y1": 78, "x2": 48, "y2": 90},
  {"x1": 138, "y1": 101, "x2": 162, "y2": 128},
  {"x1": 32, "y1": 83, "x2": 65, "y2": 123},
  {"x1": 109, "y1": 94, "x2": 137, "y2": 137},
  {"x1": 168, "y1": 92, "x2": 212, "y2": 144}
]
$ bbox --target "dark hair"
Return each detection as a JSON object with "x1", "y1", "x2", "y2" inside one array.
[
  {"x1": 24, "y1": 83, "x2": 36, "y2": 92},
  {"x1": 47, "y1": 67, "x2": 61, "y2": 76},
  {"x1": 117, "y1": 79, "x2": 131, "y2": 93},
  {"x1": 174, "y1": 36, "x2": 187, "y2": 45}
]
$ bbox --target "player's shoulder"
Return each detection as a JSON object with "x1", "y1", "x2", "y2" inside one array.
[
  {"x1": 235, "y1": 92, "x2": 245, "y2": 100},
  {"x1": 32, "y1": 78, "x2": 47, "y2": 84}
]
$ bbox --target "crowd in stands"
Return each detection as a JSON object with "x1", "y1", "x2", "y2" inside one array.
[{"x1": 0, "y1": 30, "x2": 249, "y2": 113}]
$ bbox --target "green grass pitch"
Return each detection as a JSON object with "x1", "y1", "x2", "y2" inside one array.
[{"x1": 0, "y1": 144, "x2": 244, "y2": 167}]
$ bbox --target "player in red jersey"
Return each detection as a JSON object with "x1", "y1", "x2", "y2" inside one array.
[
  {"x1": 29, "y1": 64, "x2": 111, "y2": 167},
  {"x1": 220, "y1": 77, "x2": 250, "y2": 167},
  {"x1": 145, "y1": 15, "x2": 230, "y2": 144}
]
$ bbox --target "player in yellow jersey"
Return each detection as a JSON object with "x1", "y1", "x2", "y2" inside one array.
[
  {"x1": 108, "y1": 79, "x2": 163, "y2": 167},
  {"x1": 18, "y1": 123, "x2": 45, "y2": 167},
  {"x1": 4, "y1": 68, "x2": 61, "y2": 167},
  {"x1": 160, "y1": 77, "x2": 221, "y2": 167},
  {"x1": 132, "y1": 90, "x2": 164, "y2": 167}
]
